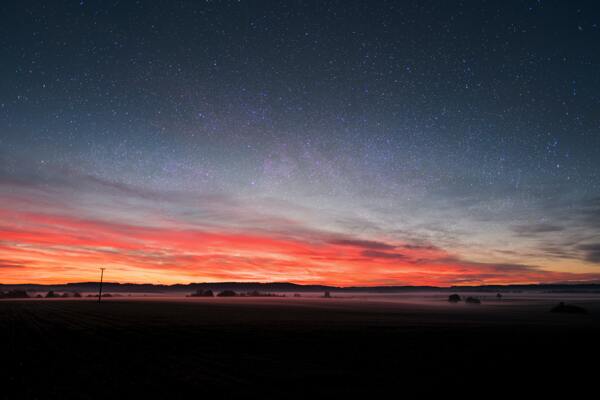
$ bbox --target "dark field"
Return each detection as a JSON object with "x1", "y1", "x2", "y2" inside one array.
[{"x1": 2, "y1": 296, "x2": 599, "y2": 398}]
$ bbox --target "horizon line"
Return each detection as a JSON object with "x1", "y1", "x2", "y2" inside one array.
[{"x1": 3, "y1": 280, "x2": 600, "y2": 288}]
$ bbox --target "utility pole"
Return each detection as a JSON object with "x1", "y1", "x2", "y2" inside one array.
[{"x1": 98, "y1": 268, "x2": 105, "y2": 303}]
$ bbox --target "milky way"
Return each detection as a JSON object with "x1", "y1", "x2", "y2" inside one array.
[{"x1": 1, "y1": 1, "x2": 600, "y2": 285}]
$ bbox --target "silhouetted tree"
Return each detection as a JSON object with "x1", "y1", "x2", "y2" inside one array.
[
  {"x1": 448, "y1": 294, "x2": 461, "y2": 302},
  {"x1": 46, "y1": 291, "x2": 58, "y2": 298},
  {"x1": 323, "y1": 291, "x2": 332, "y2": 298},
  {"x1": 550, "y1": 302, "x2": 587, "y2": 314}
]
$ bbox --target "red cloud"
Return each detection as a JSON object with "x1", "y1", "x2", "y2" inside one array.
[{"x1": 1, "y1": 207, "x2": 599, "y2": 286}]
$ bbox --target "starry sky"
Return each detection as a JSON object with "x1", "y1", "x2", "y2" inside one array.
[{"x1": 1, "y1": 0, "x2": 600, "y2": 286}]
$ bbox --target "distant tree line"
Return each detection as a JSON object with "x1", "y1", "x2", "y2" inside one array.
[
  {"x1": 0, "y1": 290, "x2": 29, "y2": 299},
  {"x1": 0, "y1": 290, "x2": 87, "y2": 299},
  {"x1": 188, "y1": 289, "x2": 288, "y2": 298}
]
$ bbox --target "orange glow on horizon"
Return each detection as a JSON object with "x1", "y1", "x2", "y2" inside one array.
[{"x1": 2, "y1": 207, "x2": 598, "y2": 286}]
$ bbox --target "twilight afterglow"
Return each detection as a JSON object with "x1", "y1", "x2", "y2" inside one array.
[{"x1": 1, "y1": 1, "x2": 600, "y2": 286}]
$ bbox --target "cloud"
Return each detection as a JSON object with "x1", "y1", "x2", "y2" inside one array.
[
  {"x1": 428, "y1": 257, "x2": 600, "y2": 284},
  {"x1": 501, "y1": 196, "x2": 600, "y2": 265},
  {"x1": 440, "y1": 258, "x2": 540, "y2": 273},
  {"x1": 0, "y1": 259, "x2": 25, "y2": 269},
  {"x1": 329, "y1": 238, "x2": 396, "y2": 250},
  {"x1": 2, "y1": 206, "x2": 600, "y2": 285},
  {"x1": 512, "y1": 223, "x2": 565, "y2": 236},
  {"x1": 361, "y1": 250, "x2": 407, "y2": 260},
  {"x1": 577, "y1": 243, "x2": 600, "y2": 263},
  {"x1": 2, "y1": 164, "x2": 600, "y2": 284}
]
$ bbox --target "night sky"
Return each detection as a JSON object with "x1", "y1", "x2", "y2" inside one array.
[{"x1": 1, "y1": 1, "x2": 600, "y2": 285}]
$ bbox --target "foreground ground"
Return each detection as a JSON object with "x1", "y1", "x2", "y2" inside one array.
[{"x1": 1, "y1": 295, "x2": 599, "y2": 398}]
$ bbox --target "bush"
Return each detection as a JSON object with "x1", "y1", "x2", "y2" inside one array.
[
  {"x1": 448, "y1": 294, "x2": 461, "y2": 303},
  {"x1": 550, "y1": 302, "x2": 588, "y2": 314},
  {"x1": 46, "y1": 291, "x2": 58, "y2": 298}
]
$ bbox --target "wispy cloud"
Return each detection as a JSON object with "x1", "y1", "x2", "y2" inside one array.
[
  {"x1": 512, "y1": 223, "x2": 565, "y2": 236},
  {"x1": 328, "y1": 238, "x2": 396, "y2": 250},
  {"x1": 2, "y1": 163, "x2": 600, "y2": 285},
  {"x1": 577, "y1": 243, "x2": 600, "y2": 263}
]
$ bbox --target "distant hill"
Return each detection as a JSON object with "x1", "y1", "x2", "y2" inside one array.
[{"x1": 2, "y1": 281, "x2": 600, "y2": 294}]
